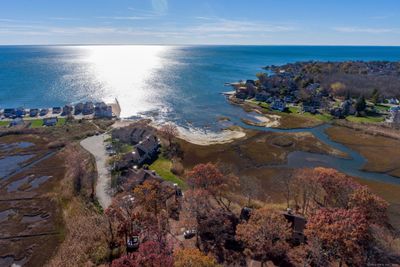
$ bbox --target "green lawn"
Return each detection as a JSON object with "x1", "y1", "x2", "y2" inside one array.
[
  {"x1": 287, "y1": 106, "x2": 333, "y2": 122},
  {"x1": 149, "y1": 156, "x2": 186, "y2": 189},
  {"x1": 57, "y1": 117, "x2": 66, "y2": 126},
  {"x1": 0, "y1": 121, "x2": 9, "y2": 127},
  {"x1": 375, "y1": 104, "x2": 391, "y2": 112},
  {"x1": 346, "y1": 115, "x2": 385, "y2": 123},
  {"x1": 29, "y1": 119, "x2": 43, "y2": 128}
]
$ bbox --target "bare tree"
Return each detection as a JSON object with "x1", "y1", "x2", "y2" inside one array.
[{"x1": 159, "y1": 124, "x2": 179, "y2": 147}]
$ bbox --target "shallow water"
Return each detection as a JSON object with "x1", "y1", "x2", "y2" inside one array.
[{"x1": 0, "y1": 154, "x2": 35, "y2": 179}]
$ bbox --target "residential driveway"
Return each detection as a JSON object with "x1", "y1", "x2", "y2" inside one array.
[{"x1": 80, "y1": 134, "x2": 112, "y2": 209}]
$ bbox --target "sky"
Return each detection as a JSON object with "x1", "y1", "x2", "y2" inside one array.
[{"x1": 0, "y1": 0, "x2": 399, "y2": 45}]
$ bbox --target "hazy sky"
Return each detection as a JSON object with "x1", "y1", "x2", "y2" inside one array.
[{"x1": 0, "y1": 0, "x2": 399, "y2": 45}]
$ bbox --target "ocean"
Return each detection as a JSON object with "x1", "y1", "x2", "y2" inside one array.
[{"x1": 1, "y1": 45, "x2": 400, "y2": 130}]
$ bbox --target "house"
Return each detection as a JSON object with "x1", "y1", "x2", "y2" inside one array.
[
  {"x1": 123, "y1": 168, "x2": 178, "y2": 200},
  {"x1": 3, "y1": 108, "x2": 16, "y2": 118},
  {"x1": 74, "y1": 103, "x2": 84, "y2": 115},
  {"x1": 16, "y1": 107, "x2": 26, "y2": 118},
  {"x1": 9, "y1": 118, "x2": 24, "y2": 127},
  {"x1": 43, "y1": 117, "x2": 58, "y2": 127},
  {"x1": 52, "y1": 107, "x2": 62, "y2": 114},
  {"x1": 271, "y1": 99, "x2": 286, "y2": 112},
  {"x1": 255, "y1": 91, "x2": 270, "y2": 102},
  {"x1": 62, "y1": 105, "x2": 73, "y2": 116},
  {"x1": 82, "y1": 102, "x2": 94, "y2": 115},
  {"x1": 387, "y1": 106, "x2": 400, "y2": 125},
  {"x1": 135, "y1": 135, "x2": 160, "y2": 162},
  {"x1": 283, "y1": 211, "x2": 307, "y2": 245},
  {"x1": 302, "y1": 105, "x2": 317, "y2": 114},
  {"x1": 112, "y1": 127, "x2": 154, "y2": 145},
  {"x1": 115, "y1": 135, "x2": 160, "y2": 170},
  {"x1": 94, "y1": 102, "x2": 113, "y2": 118},
  {"x1": 39, "y1": 109, "x2": 48, "y2": 117},
  {"x1": 29, "y1": 109, "x2": 39, "y2": 117},
  {"x1": 388, "y1": 98, "x2": 400, "y2": 105}
]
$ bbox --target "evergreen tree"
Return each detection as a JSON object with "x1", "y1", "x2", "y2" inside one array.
[
  {"x1": 371, "y1": 88, "x2": 380, "y2": 104},
  {"x1": 355, "y1": 95, "x2": 367, "y2": 115}
]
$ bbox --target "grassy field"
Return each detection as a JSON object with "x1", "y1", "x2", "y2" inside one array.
[
  {"x1": 29, "y1": 119, "x2": 44, "y2": 128},
  {"x1": 149, "y1": 155, "x2": 186, "y2": 188},
  {"x1": 0, "y1": 121, "x2": 9, "y2": 127},
  {"x1": 326, "y1": 126, "x2": 400, "y2": 177},
  {"x1": 57, "y1": 117, "x2": 66, "y2": 126},
  {"x1": 346, "y1": 115, "x2": 385, "y2": 123}
]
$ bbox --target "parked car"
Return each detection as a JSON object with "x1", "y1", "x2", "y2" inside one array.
[
  {"x1": 183, "y1": 229, "x2": 197, "y2": 239},
  {"x1": 127, "y1": 236, "x2": 140, "y2": 252}
]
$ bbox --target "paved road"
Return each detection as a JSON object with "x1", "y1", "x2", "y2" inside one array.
[{"x1": 80, "y1": 134, "x2": 112, "y2": 209}]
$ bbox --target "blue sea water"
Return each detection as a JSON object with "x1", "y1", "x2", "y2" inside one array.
[
  {"x1": 1, "y1": 45, "x2": 400, "y2": 184},
  {"x1": 1, "y1": 45, "x2": 400, "y2": 130}
]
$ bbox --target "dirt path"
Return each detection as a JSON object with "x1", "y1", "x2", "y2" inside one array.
[{"x1": 80, "y1": 134, "x2": 112, "y2": 209}]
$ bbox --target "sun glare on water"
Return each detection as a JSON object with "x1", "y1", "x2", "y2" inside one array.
[{"x1": 77, "y1": 45, "x2": 170, "y2": 118}]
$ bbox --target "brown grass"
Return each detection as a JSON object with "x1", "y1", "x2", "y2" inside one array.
[{"x1": 326, "y1": 126, "x2": 400, "y2": 177}]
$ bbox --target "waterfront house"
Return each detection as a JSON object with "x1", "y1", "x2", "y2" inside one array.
[
  {"x1": 29, "y1": 109, "x2": 39, "y2": 117},
  {"x1": 74, "y1": 103, "x2": 84, "y2": 115},
  {"x1": 94, "y1": 102, "x2": 113, "y2": 118},
  {"x1": 255, "y1": 91, "x2": 270, "y2": 102},
  {"x1": 62, "y1": 105, "x2": 73, "y2": 116},
  {"x1": 388, "y1": 98, "x2": 400, "y2": 105},
  {"x1": 271, "y1": 99, "x2": 287, "y2": 112},
  {"x1": 302, "y1": 104, "x2": 317, "y2": 114},
  {"x1": 112, "y1": 126, "x2": 155, "y2": 145},
  {"x1": 136, "y1": 135, "x2": 160, "y2": 161},
  {"x1": 52, "y1": 107, "x2": 62, "y2": 114},
  {"x1": 83, "y1": 102, "x2": 94, "y2": 115},
  {"x1": 16, "y1": 107, "x2": 26, "y2": 118},
  {"x1": 43, "y1": 117, "x2": 58, "y2": 127},
  {"x1": 39, "y1": 109, "x2": 48, "y2": 116},
  {"x1": 4, "y1": 108, "x2": 16, "y2": 118}
]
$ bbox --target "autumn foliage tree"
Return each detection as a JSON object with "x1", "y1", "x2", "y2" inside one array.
[
  {"x1": 349, "y1": 186, "x2": 388, "y2": 225},
  {"x1": 174, "y1": 248, "x2": 219, "y2": 267},
  {"x1": 236, "y1": 207, "x2": 291, "y2": 266},
  {"x1": 111, "y1": 240, "x2": 173, "y2": 267},
  {"x1": 133, "y1": 180, "x2": 165, "y2": 216},
  {"x1": 305, "y1": 208, "x2": 370, "y2": 266},
  {"x1": 187, "y1": 163, "x2": 239, "y2": 211}
]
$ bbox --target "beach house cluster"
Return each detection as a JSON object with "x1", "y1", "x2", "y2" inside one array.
[{"x1": 1, "y1": 101, "x2": 116, "y2": 127}]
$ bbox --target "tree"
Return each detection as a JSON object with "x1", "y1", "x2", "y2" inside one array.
[
  {"x1": 174, "y1": 248, "x2": 219, "y2": 267},
  {"x1": 371, "y1": 88, "x2": 380, "y2": 104},
  {"x1": 349, "y1": 186, "x2": 388, "y2": 225},
  {"x1": 133, "y1": 180, "x2": 164, "y2": 216},
  {"x1": 330, "y1": 82, "x2": 347, "y2": 97},
  {"x1": 187, "y1": 163, "x2": 238, "y2": 211},
  {"x1": 256, "y1": 72, "x2": 268, "y2": 85},
  {"x1": 290, "y1": 169, "x2": 321, "y2": 215},
  {"x1": 305, "y1": 208, "x2": 369, "y2": 266},
  {"x1": 311, "y1": 167, "x2": 360, "y2": 209},
  {"x1": 111, "y1": 240, "x2": 174, "y2": 267},
  {"x1": 355, "y1": 95, "x2": 367, "y2": 115},
  {"x1": 236, "y1": 207, "x2": 291, "y2": 266},
  {"x1": 159, "y1": 124, "x2": 179, "y2": 147}
]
